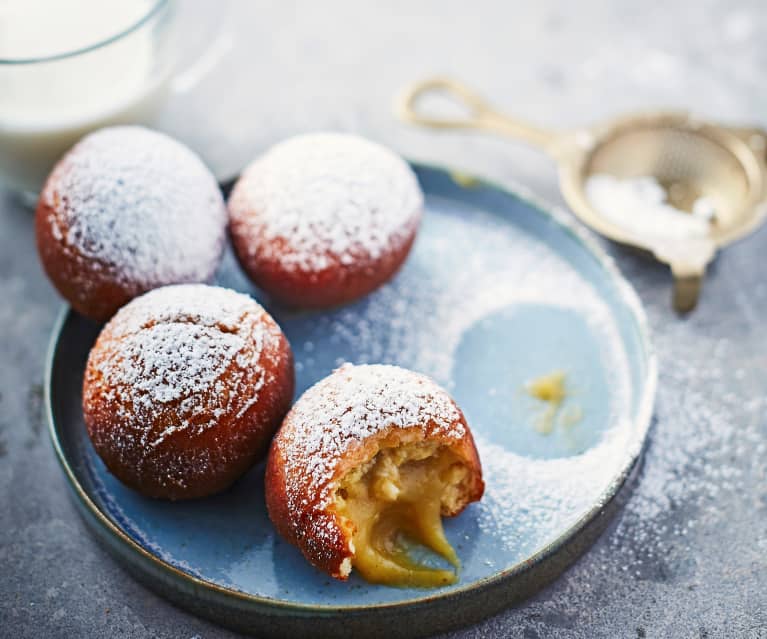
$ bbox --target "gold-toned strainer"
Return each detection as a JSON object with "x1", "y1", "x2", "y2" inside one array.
[{"x1": 399, "y1": 77, "x2": 767, "y2": 312}]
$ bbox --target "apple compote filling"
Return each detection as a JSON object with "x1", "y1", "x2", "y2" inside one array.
[{"x1": 332, "y1": 443, "x2": 470, "y2": 587}]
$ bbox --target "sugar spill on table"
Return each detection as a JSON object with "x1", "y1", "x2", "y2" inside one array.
[{"x1": 580, "y1": 298, "x2": 767, "y2": 586}]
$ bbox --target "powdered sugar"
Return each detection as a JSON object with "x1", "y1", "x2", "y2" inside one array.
[
  {"x1": 102, "y1": 281, "x2": 259, "y2": 338},
  {"x1": 85, "y1": 284, "x2": 274, "y2": 448},
  {"x1": 305, "y1": 196, "x2": 631, "y2": 404},
  {"x1": 576, "y1": 298, "x2": 767, "y2": 596},
  {"x1": 585, "y1": 173, "x2": 715, "y2": 240},
  {"x1": 112, "y1": 323, "x2": 243, "y2": 408},
  {"x1": 42, "y1": 126, "x2": 226, "y2": 289},
  {"x1": 228, "y1": 133, "x2": 422, "y2": 271}
]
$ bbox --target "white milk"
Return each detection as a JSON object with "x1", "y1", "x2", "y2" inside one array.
[{"x1": 0, "y1": 0, "x2": 172, "y2": 194}]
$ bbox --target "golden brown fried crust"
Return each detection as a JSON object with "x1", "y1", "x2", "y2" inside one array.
[
  {"x1": 266, "y1": 430, "x2": 356, "y2": 577},
  {"x1": 35, "y1": 174, "x2": 139, "y2": 322},
  {"x1": 35, "y1": 128, "x2": 226, "y2": 322},
  {"x1": 229, "y1": 211, "x2": 419, "y2": 309},
  {"x1": 265, "y1": 388, "x2": 483, "y2": 579},
  {"x1": 83, "y1": 294, "x2": 294, "y2": 500}
]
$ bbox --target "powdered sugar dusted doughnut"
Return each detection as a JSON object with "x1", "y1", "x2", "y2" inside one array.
[
  {"x1": 83, "y1": 284, "x2": 294, "y2": 500},
  {"x1": 228, "y1": 133, "x2": 423, "y2": 308},
  {"x1": 265, "y1": 364, "x2": 483, "y2": 585},
  {"x1": 36, "y1": 126, "x2": 227, "y2": 321}
]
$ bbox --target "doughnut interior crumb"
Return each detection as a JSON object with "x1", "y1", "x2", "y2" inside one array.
[{"x1": 330, "y1": 442, "x2": 471, "y2": 586}]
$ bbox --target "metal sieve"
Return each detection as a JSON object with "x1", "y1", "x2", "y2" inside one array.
[{"x1": 399, "y1": 77, "x2": 767, "y2": 312}]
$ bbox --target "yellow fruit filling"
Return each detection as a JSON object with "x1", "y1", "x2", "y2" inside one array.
[{"x1": 332, "y1": 444, "x2": 468, "y2": 587}]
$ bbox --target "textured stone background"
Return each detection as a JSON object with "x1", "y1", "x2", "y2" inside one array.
[{"x1": 1, "y1": 1, "x2": 766, "y2": 637}]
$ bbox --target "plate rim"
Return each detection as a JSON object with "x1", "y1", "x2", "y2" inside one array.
[{"x1": 45, "y1": 161, "x2": 658, "y2": 615}]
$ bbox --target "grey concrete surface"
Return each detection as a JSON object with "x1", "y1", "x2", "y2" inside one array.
[{"x1": 2, "y1": 1, "x2": 766, "y2": 637}]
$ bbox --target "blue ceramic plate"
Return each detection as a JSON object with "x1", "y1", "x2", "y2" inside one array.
[{"x1": 46, "y1": 164, "x2": 656, "y2": 638}]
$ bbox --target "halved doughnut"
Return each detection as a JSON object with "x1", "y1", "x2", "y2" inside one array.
[{"x1": 265, "y1": 364, "x2": 483, "y2": 586}]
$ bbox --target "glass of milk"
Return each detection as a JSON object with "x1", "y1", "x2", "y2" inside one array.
[{"x1": 0, "y1": 0, "x2": 181, "y2": 200}]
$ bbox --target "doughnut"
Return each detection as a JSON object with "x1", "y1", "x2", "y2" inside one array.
[
  {"x1": 228, "y1": 133, "x2": 423, "y2": 308},
  {"x1": 36, "y1": 126, "x2": 227, "y2": 321},
  {"x1": 82, "y1": 284, "x2": 294, "y2": 500},
  {"x1": 265, "y1": 364, "x2": 484, "y2": 587}
]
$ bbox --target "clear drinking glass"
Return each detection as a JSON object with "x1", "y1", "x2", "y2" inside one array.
[{"x1": 0, "y1": 0, "x2": 179, "y2": 201}]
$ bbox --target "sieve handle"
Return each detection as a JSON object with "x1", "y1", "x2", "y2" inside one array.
[{"x1": 398, "y1": 78, "x2": 560, "y2": 153}]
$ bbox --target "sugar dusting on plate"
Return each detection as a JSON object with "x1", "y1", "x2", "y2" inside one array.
[
  {"x1": 295, "y1": 197, "x2": 639, "y2": 555},
  {"x1": 311, "y1": 196, "x2": 631, "y2": 389},
  {"x1": 93, "y1": 190, "x2": 651, "y2": 592}
]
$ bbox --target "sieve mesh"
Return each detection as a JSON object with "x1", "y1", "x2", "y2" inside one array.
[{"x1": 583, "y1": 125, "x2": 751, "y2": 233}]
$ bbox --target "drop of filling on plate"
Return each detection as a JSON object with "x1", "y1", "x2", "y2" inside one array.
[
  {"x1": 331, "y1": 442, "x2": 468, "y2": 587},
  {"x1": 526, "y1": 370, "x2": 570, "y2": 435},
  {"x1": 559, "y1": 404, "x2": 584, "y2": 429}
]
